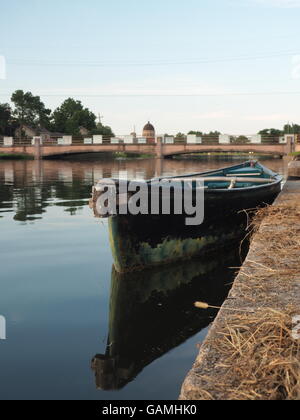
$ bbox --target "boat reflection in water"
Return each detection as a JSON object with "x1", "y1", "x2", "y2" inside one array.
[{"x1": 91, "y1": 244, "x2": 247, "y2": 391}]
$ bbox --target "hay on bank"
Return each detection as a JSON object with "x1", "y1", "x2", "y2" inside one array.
[
  {"x1": 244, "y1": 200, "x2": 300, "y2": 280},
  {"x1": 198, "y1": 309, "x2": 300, "y2": 400},
  {"x1": 189, "y1": 198, "x2": 300, "y2": 400}
]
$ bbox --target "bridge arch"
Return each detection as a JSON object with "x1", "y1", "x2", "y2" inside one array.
[
  {"x1": 1, "y1": 140, "x2": 291, "y2": 159},
  {"x1": 161, "y1": 144, "x2": 286, "y2": 158}
]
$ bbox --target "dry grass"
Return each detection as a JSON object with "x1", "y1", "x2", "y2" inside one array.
[
  {"x1": 190, "y1": 198, "x2": 300, "y2": 400},
  {"x1": 201, "y1": 309, "x2": 300, "y2": 400},
  {"x1": 240, "y1": 200, "x2": 300, "y2": 292}
]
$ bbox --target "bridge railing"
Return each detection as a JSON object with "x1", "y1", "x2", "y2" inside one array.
[
  {"x1": 13, "y1": 138, "x2": 33, "y2": 146},
  {"x1": 0, "y1": 137, "x2": 33, "y2": 146},
  {"x1": 51, "y1": 135, "x2": 115, "y2": 145},
  {"x1": 0, "y1": 134, "x2": 294, "y2": 147},
  {"x1": 163, "y1": 136, "x2": 284, "y2": 145}
]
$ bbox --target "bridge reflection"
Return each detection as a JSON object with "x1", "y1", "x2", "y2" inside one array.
[{"x1": 0, "y1": 158, "x2": 287, "y2": 222}]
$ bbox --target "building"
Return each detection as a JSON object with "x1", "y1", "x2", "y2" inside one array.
[
  {"x1": 15, "y1": 125, "x2": 39, "y2": 138},
  {"x1": 79, "y1": 126, "x2": 90, "y2": 136},
  {"x1": 14, "y1": 124, "x2": 64, "y2": 141},
  {"x1": 130, "y1": 131, "x2": 137, "y2": 138},
  {"x1": 142, "y1": 122, "x2": 155, "y2": 140}
]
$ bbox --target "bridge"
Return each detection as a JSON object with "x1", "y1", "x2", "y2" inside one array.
[
  {"x1": 159, "y1": 142, "x2": 294, "y2": 158},
  {"x1": 0, "y1": 135, "x2": 298, "y2": 159}
]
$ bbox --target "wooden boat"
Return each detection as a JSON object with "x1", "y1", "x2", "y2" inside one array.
[
  {"x1": 91, "y1": 246, "x2": 244, "y2": 390},
  {"x1": 90, "y1": 161, "x2": 282, "y2": 273}
]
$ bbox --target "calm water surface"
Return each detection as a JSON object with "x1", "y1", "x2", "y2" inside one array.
[{"x1": 0, "y1": 156, "x2": 287, "y2": 400}]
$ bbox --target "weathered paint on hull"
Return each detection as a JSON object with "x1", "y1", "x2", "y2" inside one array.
[{"x1": 109, "y1": 217, "x2": 246, "y2": 273}]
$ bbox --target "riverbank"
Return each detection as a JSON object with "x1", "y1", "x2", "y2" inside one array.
[
  {"x1": 0, "y1": 153, "x2": 33, "y2": 160},
  {"x1": 180, "y1": 179, "x2": 300, "y2": 400},
  {"x1": 171, "y1": 153, "x2": 282, "y2": 160}
]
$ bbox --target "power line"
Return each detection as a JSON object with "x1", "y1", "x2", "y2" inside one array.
[
  {"x1": 6, "y1": 50, "x2": 300, "y2": 68},
  {"x1": 1, "y1": 91, "x2": 300, "y2": 98}
]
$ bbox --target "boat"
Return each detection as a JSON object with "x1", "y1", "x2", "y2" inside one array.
[
  {"x1": 90, "y1": 161, "x2": 282, "y2": 273},
  {"x1": 91, "y1": 246, "x2": 244, "y2": 390}
]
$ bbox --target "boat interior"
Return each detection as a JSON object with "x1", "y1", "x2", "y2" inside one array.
[{"x1": 153, "y1": 161, "x2": 280, "y2": 190}]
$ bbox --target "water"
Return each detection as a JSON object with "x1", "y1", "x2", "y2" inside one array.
[{"x1": 0, "y1": 156, "x2": 287, "y2": 400}]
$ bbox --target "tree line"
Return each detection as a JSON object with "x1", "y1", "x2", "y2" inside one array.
[
  {"x1": 186, "y1": 126, "x2": 300, "y2": 144},
  {"x1": 0, "y1": 90, "x2": 114, "y2": 137},
  {"x1": 258, "y1": 125, "x2": 300, "y2": 136},
  {"x1": 1, "y1": 90, "x2": 299, "y2": 140},
  {"x1": 189, "y1": 126, "x2": 300, "y2": 138}
]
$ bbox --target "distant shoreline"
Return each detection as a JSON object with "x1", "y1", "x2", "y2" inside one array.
[
  {"x1": 0, "y1": 151, "x2": 283, "y2": 161},
  {"x1": 0, "y1": 153, "x2": 33, "y2": 160}
]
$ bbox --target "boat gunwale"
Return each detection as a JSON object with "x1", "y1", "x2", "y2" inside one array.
[
  {"x1": 203, "y1": 179, "x2": 282, "y2": 193},
  {"x1": 148, "y1": 160, "x2": 280, "y2": 182},
  {"x1": 92, "y1": 161, "x2": 283, "y2": 199}
]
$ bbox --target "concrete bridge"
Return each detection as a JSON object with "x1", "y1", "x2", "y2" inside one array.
[
  {"x1": 0, "y1": 135, "x2": 298, "y2": 159},
  {"x1": 160, "y1": 142, "x2": 294, "y2": 158}
]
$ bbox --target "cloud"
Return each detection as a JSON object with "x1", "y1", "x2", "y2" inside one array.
[
  {"x1": 194, "y1": 111, "x2": 230, "y2": 119},
  {"x1": 253, "y1": 0, "x2": 300, "y2": 7},
  {"x1": 242, "y1": 113, "x2": 291, "y2": 121},
  {"x1": 28, "y1": 78, "x2": 231, "y2": 97}
]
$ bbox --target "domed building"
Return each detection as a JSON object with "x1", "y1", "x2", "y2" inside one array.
[{"x1": 142, "y1": 121, "x2": 155, "y2": 139}]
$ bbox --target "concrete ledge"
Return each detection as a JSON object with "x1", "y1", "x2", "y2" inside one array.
[
  {"x1": 180, "y1": 180, "x2": 300, "y2": 400},
  {"x1": 288, "y1": 161, "x2": 300, "y2": 179}
]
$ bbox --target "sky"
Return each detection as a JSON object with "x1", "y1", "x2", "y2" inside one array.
[{"x1": 1, "y1": 0, "x2": 300, "y2": 135}]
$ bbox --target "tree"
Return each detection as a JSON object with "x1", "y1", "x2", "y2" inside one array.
[
  {"x1": 206, "y1": 131, "x2": 221, "y2": 136},
  {"x1": 175, "y1": 132, "x2": 185, "y2": 138},
  {"x1": 0, "y1": 103, "x2": 12, "y2": 135},
  {"x1": 90, "y1": 122, "x2": 114, "y2": 137},
  {"x1": 188, "y1": 130, "x2": 203, "y2": 137},
  {"x1": 259, "y1": 128, "x2": 283, "y2": 136},
  {"x1": 202, "y1": 131, "x2": 221, "y2": 142},
  {"x1": 51, "y1": 98, "x2": 97, "y2": 135},
  {"x1": 11, "y1": 90, "x2": 51, "y2": 129},
  {"x1": 283, "y1": 123, "x2": 300, "y2": 135}
]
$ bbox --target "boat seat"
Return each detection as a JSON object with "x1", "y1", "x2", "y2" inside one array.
[{"x1": 226, "y1": 167, "x2": 263, "y2": 177}]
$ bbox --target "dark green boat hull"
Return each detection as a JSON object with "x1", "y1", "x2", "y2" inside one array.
[
  {"x1": 92, "y1": 161, "x2": 282, "y2": 272},
  {"x1": 109, "y1": 180, "x2": 281, "y2": 273}
]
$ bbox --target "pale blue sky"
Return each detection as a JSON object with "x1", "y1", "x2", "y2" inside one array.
[{"x1": 1, "y1": 0, "x2": 300, "y2": 134}]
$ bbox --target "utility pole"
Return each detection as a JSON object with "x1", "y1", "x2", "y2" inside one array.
[{"x1": 98, "y1": 114, "x2": 104, "y2": 125}]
